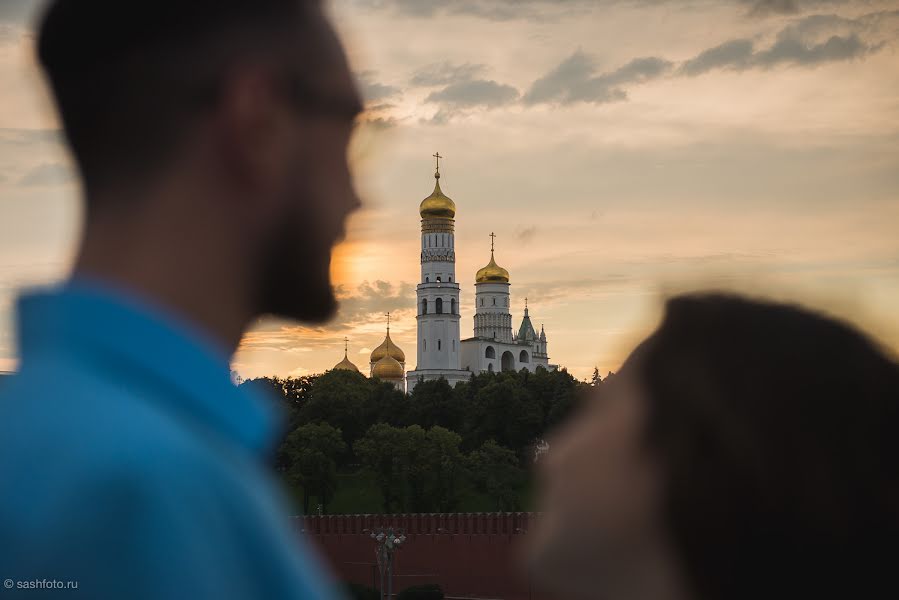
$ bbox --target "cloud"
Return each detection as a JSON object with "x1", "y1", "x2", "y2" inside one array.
[
  {"x1": 516, "y1": 226, "x2": 538, "y2": 243},
  {"x1": 744, "y1": 0, "x2": 800, "y2": 17},
  {"x1": 17, "y1": 163, "x2": 74, "y2": 187},
  {"x1": 680, "y1": 15, "x2": 877, "y2": 76},
  {"x1": 426, "y1": 79, "x2": 519, "y2": 108},
  {"x1": 410, "y1": 61, "x2": 488, "y2": 86},
  {"x1": 681, "y1": 39, "x2": 755, "y2": 76},
  {"x1": 356, "y1": 71, "x2": 401, "y2": 102},
  {"x1": 524, "y1": 51, "x2": 673, "y2": 105}
]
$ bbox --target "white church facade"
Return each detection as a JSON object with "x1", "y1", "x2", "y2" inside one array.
[
  {"x1": 405, "y1": 155, "x2": 554, "y2": 390},
  {"x1": 333, "y1": 155, "x2": 555, "y2": 392}
]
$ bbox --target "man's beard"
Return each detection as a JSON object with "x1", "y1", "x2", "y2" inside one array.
[{"x1": 256, "y1": 210, "x2": 338, "y2": 324}]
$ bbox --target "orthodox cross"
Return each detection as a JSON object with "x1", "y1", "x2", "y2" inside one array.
[
  {"x1": 433, "y1": 152, "x2": 442, "y2": 175},
  {"x1": 489, "y1": 232, "x2": 496, "y2": 253},
  {"x1": 344, "y1": 336, "x2": 349, "y2": 355},
  {"x1": 385, "y1": 312, "x2": 391, "y2": 332}
]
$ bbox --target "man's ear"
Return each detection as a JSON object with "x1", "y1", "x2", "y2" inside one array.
[{"x1": 214, "y1": 66, "x2": 296, "y2": 202}]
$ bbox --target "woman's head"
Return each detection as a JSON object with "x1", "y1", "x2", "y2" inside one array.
[{"x1": 532, "y1": 294, "x2": 899, "y2": 600}]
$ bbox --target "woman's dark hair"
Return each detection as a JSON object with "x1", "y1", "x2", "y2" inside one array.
[{"x1": 633, "y1": 294, "x2": 899, "y2": 599}]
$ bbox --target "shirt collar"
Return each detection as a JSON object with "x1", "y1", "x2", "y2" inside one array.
[{"x1": 16, "y1": 277, "x2": 281, "y2": 455}]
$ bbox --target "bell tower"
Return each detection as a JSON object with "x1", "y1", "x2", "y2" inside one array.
[{"x1": 415, "y1": 153, "x2": 462, "y2": 371}]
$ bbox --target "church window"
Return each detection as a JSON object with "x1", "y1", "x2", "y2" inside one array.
[
  {"x1": 520, "y1": 350, "x2": 530, "y2": 363},
  {"x1": 422, "y1": 299, "x2": 428, "y2": 314},
  {"x1": 438, "y1": 339, "x2": 442, "y2": 351},
  {"x1": 448, "y1": 276, "x2": 452, "y2": 282},
  {"x1": 487, "y1": 363, "x2": 494, "y2": 372},
  {"x1": 451, "y1": 298, "x2": 456, "y2": 314},
  {"x1": 423, "y1": 339, "x2": 427, "y2": 351},
  {"x1": 480, "y1": 298, "x2": 484, "y2": 307},
  {"x1": 452, "y1": 340, "x2": 456, "y2": 351},
  {"x1": 436, "y1": 298, "x2": 443, "y2": 314},
  {"x1": 425, "y1": 277, "x2": 429, "y2": 283},
  {"x1": 493, "y1": 297, "x2": 496, "y2": 305},
  {"x1": 485, "y1": 346, "x2": 496, "y2": 359},
  {"x1": 436, "y1": 276, "x2": 441, "y2": 282}
]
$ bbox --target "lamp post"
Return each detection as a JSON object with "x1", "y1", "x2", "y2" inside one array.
[{"x1": 369, "y1": 527, "x2": 407, "y2": 600}]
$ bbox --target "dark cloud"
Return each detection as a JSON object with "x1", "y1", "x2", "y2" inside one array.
[
  {"x1": 0, "y1": 128, "x2": 60, "y2": 146},
  {"x1": 680, "y1": 15, "x2": 877, "y2": 76},
  {"x1": 356, "y1": 71, "x2": 401, "y2": 102},
  {"x1": 18, "y1": 163, "x2": 74, "y2": 187},
  {"x1": 410, "y1": 62, "x2": 488, "y2": 86},
  {"x1": 426, "y1": 79, "x2": 519, "y2": 108},
  {"x1": 744, "y1": 0, "x2": 800, "y2": 17},
  {"x1": 516, "y1": 226, "x2": 538, "y2": 243},
  {"x1": 0, "y1": 0, "x2": 41, "y2": 25},
  {"x1": 524, "y1": 51, "x2": 673, "y2": 105},
  {"x1": 680, "y1": 39, "x2": 755, "y2": 76}
]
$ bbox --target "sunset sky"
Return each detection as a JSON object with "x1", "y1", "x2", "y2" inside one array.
[{"x1": 1, "y1": 0, "x2": 898, "y2": 381}]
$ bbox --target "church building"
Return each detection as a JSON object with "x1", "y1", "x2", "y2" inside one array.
[
  {"x1": 405, "y1": 155, "x2": 553, "y2": 389},
  {"x1": 332, "y1": 155, "x2": 553, "y2": 392}
]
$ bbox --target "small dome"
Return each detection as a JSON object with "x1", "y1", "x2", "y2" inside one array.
[
  {"x1": 419, "y1": 175, "x2": 456, "y2": 219},
  {"x1": 476, "y1": 252, "x2": 510, "y2": 284},
  {"x1": 333, "y1": 352, "x2": 360, "y2": 373},
  {"x1": 370, "y1": 332, "x2": 405, "y2": 363},
  {"x1": 372, "y1": 355, "x2": 404, "y2": 380}
]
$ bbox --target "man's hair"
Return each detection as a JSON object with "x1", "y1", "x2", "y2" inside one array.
[
  {"x1": 37, "y1": 0, "x2": 320, "y2": 197},
  {"x1": 633, "y1": 294, "x2": 899, "y2": 599}
]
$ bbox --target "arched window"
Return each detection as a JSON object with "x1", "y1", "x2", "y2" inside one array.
[
  {"x1": 425, "y1": 277, "x2": 429, "y2": 283},
  {"x1": 493, "y1": 331, "x2": 496, "y2": 339},
  {"x1": 487, "y1": 363, "x2": 494, "y2": 372},
  {"x1": 519, "y1": 350, "x2": 530, "y2": 363},
  {"x1": 436, "y1": 298, "x2": 443, "y2": 314},
  {"x1": 485, "y1": 346, "x2": 496, "y2": 359},
  {"x1": 438, "y1": 339, "x2": 442, "y2": 351},
  {"x1": 451, "y1": 298, "x2": 456, "y2": 314},
  {"x1": 501, "y1": 351, "x2": 515, "y2": 372},
  {"x1": 493, "y1": 297, "x2": 496, "y2": 305},
  {"x1": 423, "y1": 339, "x2": 427, "y2": 351},
  {"x1": 448, "y1": 276, "x2": 452, "y2": 282},
  {"x1": 422, "y1": 298, "x2": 428, "y2": 314},
  {"x1": 436, "y1": 276, "x2": 441, "y2": 282},
  {"x1": 480, "y1": 298, "x2": 484, "y2": 307}
]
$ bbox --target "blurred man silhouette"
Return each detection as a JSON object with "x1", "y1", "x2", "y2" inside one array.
[
  {"x1": 0, "y1": 0, "x2": 361, "y2": 597},
  {"x1": 531, "y1": 294, "x2": 899, "y2": 600}
]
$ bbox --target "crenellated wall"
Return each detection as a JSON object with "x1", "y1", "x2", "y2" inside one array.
[{"x1": 294, "y1": 512, "x2": 551, "y2": 600}]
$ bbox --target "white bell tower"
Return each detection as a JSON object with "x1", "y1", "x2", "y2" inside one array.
[{"x1": 415, "y1": 153, "x2": 462, "y2": 371}]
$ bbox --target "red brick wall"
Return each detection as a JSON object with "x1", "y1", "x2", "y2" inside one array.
[{"x1": 294, "y1": 513, "x2": 548, "y2": 600}]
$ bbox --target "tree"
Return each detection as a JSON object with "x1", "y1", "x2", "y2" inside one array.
[
  {"x1": 354, "y1": 423, "x2": 412, "y2": 512},
  {"x1": 591, "y1": 367, "x2": 601, "y2": 386},
  {"x1": 283, "y1": 422, "x2": 346, "y2": 514},
  {"x1": 469, "y1": 440, "x2": 525, "y2": 511},
  {"x1": 419, "y1": 426, "x2": 465, "y2": 512},
  {"x1": 299, "y1": 369, "x2": 371, "y2": 456}
]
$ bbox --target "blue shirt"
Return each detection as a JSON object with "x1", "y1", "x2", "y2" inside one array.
[{"x1": 0, "y1": 280, "x2": 338, "y2": 599}]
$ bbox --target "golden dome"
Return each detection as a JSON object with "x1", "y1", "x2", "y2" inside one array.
[
  {"x1": 419, "y1": 174, "x2": 456, "y2": 219},
  {"x1": 370, "y1": 331, "x2": 405, "y2": 363},
  {"x1": 333, "y1": 352, "x2": 360, "y2": 373},
  {"x1": 476, "y1": 251, "x2": 510, "y2": 283},
  {"x1": 372, "y1": 355, "x2": 404, "y2": 380}
]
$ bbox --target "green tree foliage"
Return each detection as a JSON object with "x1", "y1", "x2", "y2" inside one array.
[
  {"x1": 283, "y1": 422, "x2": 346, "y2": 514},
  {"x1": 468, "y1": 439, "x2": 525, "y2": 512},
  {"x1": 355, "y1": 424, "x2": 466, "y2": 512},
  {"x1": 247, "y1": 365, "x2": 589, "y2": 513}
]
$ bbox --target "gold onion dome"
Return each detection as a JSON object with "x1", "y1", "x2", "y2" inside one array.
[
  {"x1": 419, "y1": 173, "x2": 456, "y2": 219},
  {"x1": 333, "y1": 352, "x2": 360, "y2": 373},
  {"x1": 372, "y1": 355, "x2": 404, "y2": 380},
  {"x1": 370, "y1": 332, "x2": 405, "y2": 364},
  {"x1": 476, "y1": 251, "x2": 510, "y2": 284}
]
